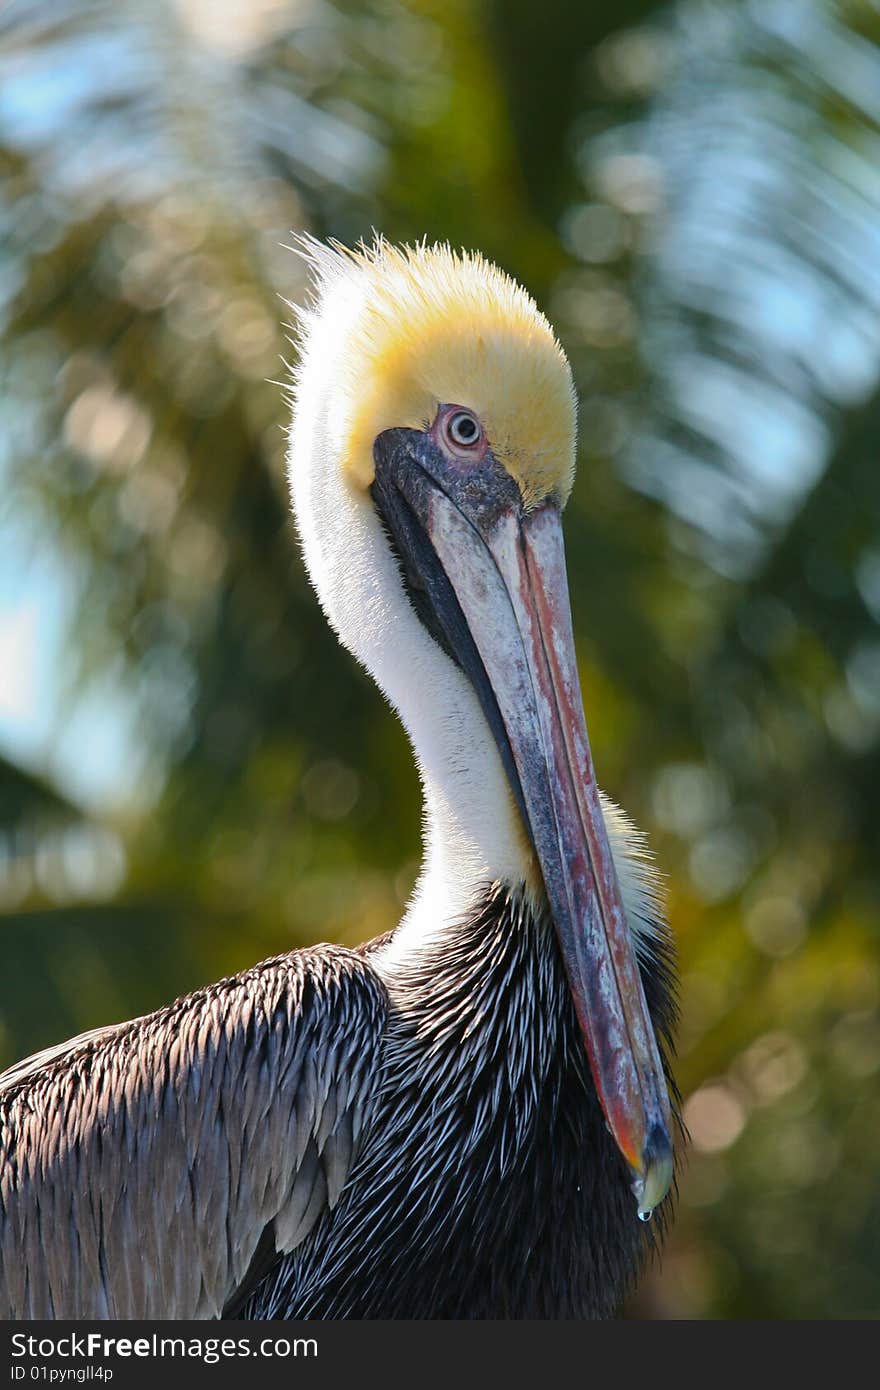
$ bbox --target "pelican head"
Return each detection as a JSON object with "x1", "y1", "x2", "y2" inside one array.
[{"x1": 287, "y1": 237, "x2": 673, "y2": 1218}]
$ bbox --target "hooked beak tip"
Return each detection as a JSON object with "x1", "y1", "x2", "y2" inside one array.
[{"x1": 632, "y1": 1122, "x2": 674, "y2": 1219}]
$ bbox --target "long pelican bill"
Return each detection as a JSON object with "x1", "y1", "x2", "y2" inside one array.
[{"x1": 372, "y1": 424, "x2": 674, "y2": 1216}]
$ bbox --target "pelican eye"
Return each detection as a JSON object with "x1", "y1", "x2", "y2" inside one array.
[{"x1": 445, "y1": 409, "x2": 482, "y2": 449}]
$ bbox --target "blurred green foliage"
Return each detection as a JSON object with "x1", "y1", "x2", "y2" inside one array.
[{"x1": 1, "y1": 0, "x2": 879, "y2": 1318}]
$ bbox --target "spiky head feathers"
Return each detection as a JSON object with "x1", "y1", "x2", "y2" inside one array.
[{"x1": 291, "y1": 238, "x2": 577, "y2": 510}]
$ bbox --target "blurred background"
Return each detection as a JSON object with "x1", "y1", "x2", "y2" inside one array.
[{"x1": 1, "y1": 0, "x2": 879, "y2": 1319}]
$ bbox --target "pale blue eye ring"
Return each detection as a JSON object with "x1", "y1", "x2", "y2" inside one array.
[{"x1": 447, "y1": 410, "x2": 481, "y2": 447}]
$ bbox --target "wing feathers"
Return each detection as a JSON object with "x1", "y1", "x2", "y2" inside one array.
[{"x1": 0, "y1": 945, "x2": 386, "y2": 1319}]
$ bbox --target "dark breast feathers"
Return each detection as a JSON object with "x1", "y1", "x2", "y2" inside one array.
[{"x1": 246, "y1": 891, "x2": 676, "y2": 1319}]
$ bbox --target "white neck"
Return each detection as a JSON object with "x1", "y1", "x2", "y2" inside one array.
[{"x1": 289, "y1": 373, "x2": 532, "y2": 960}]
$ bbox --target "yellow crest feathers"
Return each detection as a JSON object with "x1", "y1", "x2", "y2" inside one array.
[{"x1": 291, "y1": 237, "x2": 577, "y2": 509}]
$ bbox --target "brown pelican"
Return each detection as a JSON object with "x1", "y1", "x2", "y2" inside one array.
[{"x1": 0, "y1": 239, "x2": 677, "y2": 1320}]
